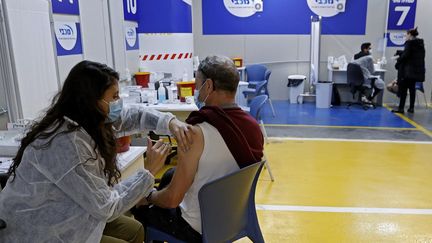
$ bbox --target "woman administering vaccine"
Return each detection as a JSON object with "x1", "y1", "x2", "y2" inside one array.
[{"x1": 0, "y1": 61, "x2": 194, "y2": 242}]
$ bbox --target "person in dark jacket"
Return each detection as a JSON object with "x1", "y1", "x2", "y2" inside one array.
[
  {"x1": 392, "y1": 27, "x2": 426, "y2": 114},
  {"x1": 354, "y1": 42, "x2": 372, "y2": 60}
]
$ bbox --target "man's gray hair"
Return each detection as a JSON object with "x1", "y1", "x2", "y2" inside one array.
[{"x1": 197, "y1": 55, "x2": 240, "y2": 93}]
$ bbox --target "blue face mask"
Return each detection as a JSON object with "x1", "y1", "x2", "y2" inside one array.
[
  {"x1": 194, "y1": 80, "x2": 209, "y2": 109},
  {"x1": 103, "y1": 98, "x2": 123, "y2": 123}
]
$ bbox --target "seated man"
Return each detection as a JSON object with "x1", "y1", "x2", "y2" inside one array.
[
  {"x1": 354, "y1": 42, "x2": 372, "y2": 60},
  {"x1": 132, "y1": 56, "x2": 264, "y2": 242},
  {"x1": 351, "y1": 55, "x2": 385, "y2": 103}
]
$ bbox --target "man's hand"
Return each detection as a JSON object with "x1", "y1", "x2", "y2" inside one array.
[
  {"x1": 169, "y1": 118, "x2": 195, "y2": 152},
  {"x1": 145, "y1": 137, "x2": 171, "y2": 175}
]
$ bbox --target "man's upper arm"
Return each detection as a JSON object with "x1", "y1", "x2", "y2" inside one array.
[{"x1": 155, "y1": 125, "x2": 203, "y2": 207}]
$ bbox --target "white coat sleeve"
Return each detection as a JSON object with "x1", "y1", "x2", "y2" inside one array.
[{"x1": 115, "y1": 105, "x2": 175, "y2": 136}]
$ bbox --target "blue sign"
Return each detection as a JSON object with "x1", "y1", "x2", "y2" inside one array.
[
  {"x1": 202, "y1": 0, "x2": 367, "y2": 35},
  {"x1": 54, "y1": 22, "x2": 83, "y2": 56},
  {"x1": 51, "y1": 0, "x2": 80, "y2": 15},
  {"x1": 125, "y1": 27, "x2": 139, "y2": 50},
  {"x1": 386, "y1": 32, "x2": 406, "y2": 47},
  {"x1": 137, "y1": 0, "x2": 192, "y2": 33},
  {"x1": 123, "y1": 0, "x2": 139, "y2": 22},
  {"x1": 387, "y1": 0, "x2": 417, "y2": 30}
]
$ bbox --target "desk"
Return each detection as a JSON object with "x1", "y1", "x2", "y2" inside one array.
[
  {"x1": 327, "y1": 67, "x2": 387, "y2": 106},
  {"x1": 117, "y1": 146, "x2": 146, "y2": 180},
  {"x1": 126, "y1": 102, "x2": 198, "y2": 121},
  {"x1": 0, "y1": 130, "x2": 21, "y2": 157},
  {"x1": 236, "y1": 81, "x2": 249, "y2": 108},
  {"x1": 237, "y1": 67, "x2": 246, "y2": 81}
]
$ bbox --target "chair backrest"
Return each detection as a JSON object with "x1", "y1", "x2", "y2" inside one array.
[
  {"x1": 347, "y1": 63, "x2": 365, "y2": 96},
  {"x1": 249, "y1": 95, "x2": 268, "y2": 121},
  {"x1": 347, "y1": 63, "x2": 364, "y2": 87},
  {"x1": 415, "y1": 82, "x2": 424, "y2": 92},
  {"x1": 198, "y1": 161, "x2": 265, "y2": 243},
  {"x1": 246, "y1": 65, "x2": 267, "y2": 82}
]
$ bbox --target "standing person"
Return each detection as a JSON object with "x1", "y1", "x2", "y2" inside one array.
[
  {"x1": 392, "y1": 27, "x2": 426, "y2": 114},
  {"x1": 0, "y1": 60, "x2": 193, "y2": 242},
  {"x1": 354, "y1": 42, "x2": 372, "y2": 60}
]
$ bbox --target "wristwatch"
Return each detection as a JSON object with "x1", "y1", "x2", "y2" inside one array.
[{"x1": 146, "y1": 188, "x2": 157, "y2": 203}]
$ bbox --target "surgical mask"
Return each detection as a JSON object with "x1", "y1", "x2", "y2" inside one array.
[
  {"x1": 194, "y1": 80, "x2": 209, "y2": 109},
  {"x1": 103, "y1": 98, "x2": 123, "y2": 123}
]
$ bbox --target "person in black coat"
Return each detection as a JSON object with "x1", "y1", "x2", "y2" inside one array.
[{"x1": 392, "y1": 27, "x2": 426, "y2": 114}]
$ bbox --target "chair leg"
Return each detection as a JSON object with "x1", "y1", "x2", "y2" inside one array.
[
  {"x1": 259, "y1": 120, "x2": 268, "y2": 143},
  {"x1": 261, "y1": 153, "x2": 274, "y2": 182},
  {"x1": 268, "y1": 99, "x2": 276, "y2": 117}
]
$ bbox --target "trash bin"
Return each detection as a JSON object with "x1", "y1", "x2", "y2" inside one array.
[
  {"x1": 316, "y1": 81, "x2": 333, "y2": 108},
  {"x1": 288, "y1": 75, "x2": 306, "y2": 104}
]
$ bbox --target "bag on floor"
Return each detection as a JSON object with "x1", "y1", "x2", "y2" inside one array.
[
  {"x1": 331, "y1": 86, "x2": 341, "y2": 106},
  {"x1": 386, "y1": 80, "x2": 399, "y2": 94}
]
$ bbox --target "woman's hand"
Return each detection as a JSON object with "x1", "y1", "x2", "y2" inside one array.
[
  {"x1": 144, "y1": 137, "x2": 171, "y2": 175},
  {"x1": 169, "y1": 118, "x2": 195, "y2": 152}
]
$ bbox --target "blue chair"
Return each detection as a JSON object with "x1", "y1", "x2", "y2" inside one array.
[
  {"x1": 243, "y1": 70, "x2": 276, "y2": 117},
  {"x1": 249, "y1": 95, "x2": 274, "y2": 182},
  {"x1": 145, "y1": 161, "x2": 266, "y2": 243},
  {"x1": 245, "y1": 64, "x2": 268, "y2": 84},
  {"x1": 415, "y1": 82, "x2": 428, "y2": 108}
]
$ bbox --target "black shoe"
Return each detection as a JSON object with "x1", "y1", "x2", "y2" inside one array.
[
  {"x1": 391, "y1": 109, "x2": 404, "y2": 114},
  {"x1": 407, "y1": 108, "x2": 414, "y2": 113}
]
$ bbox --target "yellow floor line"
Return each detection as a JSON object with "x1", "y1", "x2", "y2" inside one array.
[
  {"x1": 263, "y1": 123, "x2": 417, "y2": 131},
  {"x1": 383, "y1": 104, "x2": 432, "y2": 138}
]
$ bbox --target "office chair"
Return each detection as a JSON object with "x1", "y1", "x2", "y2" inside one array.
[
  {"x1": 145, "y1": 161, "x2": 265, "y2": 243},
  {"x1": 249, "y1": 95, "x2": 274, "y2": 181},
  {"x1": 243, "y1": 70, "x2": 276, "y2": 116},
  {"x1": 415, "y1": 82, "x2": 429, "y2": 108},
  {"x1": 346, "y1": 63, "x2": 376, "y2": 110}
]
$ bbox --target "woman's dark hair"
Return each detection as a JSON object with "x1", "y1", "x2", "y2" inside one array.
[
  {"x1": 407, "y1": 27, "x2": 419, "y2": 37},
  {"x1": 8, "y1": 60, "x2": 121, "y2": 186}
]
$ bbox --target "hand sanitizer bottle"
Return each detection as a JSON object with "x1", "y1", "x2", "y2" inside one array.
[
  {"x1": 182, "y1": 69, "x2": 188, "y2": 82},
  {"x1": 158, "y1": 84, "x2": 166, "y2": 103}
]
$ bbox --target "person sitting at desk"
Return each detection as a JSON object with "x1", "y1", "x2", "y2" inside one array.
[
  {"x1": 351, "y1": 55, "x2": 385, "y2": 103},
  {"x1": 132, "y1": 55, "x2": 264, "y2": 243},
  {"x1": 354, "y1": 42, "x2": 372, "y2": 60},
  {"x1": 0, "y1": 60, "x2": 194, "y2": 243}
]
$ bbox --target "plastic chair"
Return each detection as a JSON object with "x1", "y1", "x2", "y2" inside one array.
[
  {"x1": 243, "y1": 70, "x2": 276, "y2": 116},
  {"x1": 249, "y1": 95, "x2": 274, "y2": 182},
  {"x1": 415, "y1": 82, "x2": 428, "y2": 108},
  {"x1": 199, "y1": 161, "x2": 265, "y2": 243},
  {"x1": 245, "y1": 64, "x2": 267, "y2": 84},
  {"x1": 346, "y1": 63, "x2": 375, "y2": 110},
  {"x1": 145, "y1": 161, "x2": 265, "y2": 243}
]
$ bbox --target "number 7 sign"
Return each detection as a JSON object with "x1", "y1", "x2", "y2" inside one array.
[{"x1": 387, "y1": 0, "x2": 417, "y2": 30}]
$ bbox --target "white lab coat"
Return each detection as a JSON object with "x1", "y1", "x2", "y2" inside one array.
[{"x1": 0, "y1": 106, "x2": 174, "y2": 242}]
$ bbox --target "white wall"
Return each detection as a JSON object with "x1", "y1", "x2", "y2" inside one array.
[
  {"x1": 108, "y1": 0, "x2": 140, "y2": 80},
  {"x1": 193, "y1": 0, "x2": 431, "y2": 104}
]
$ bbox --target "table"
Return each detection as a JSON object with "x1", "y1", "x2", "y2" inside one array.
[
  {"x1": 327, "y1": 67, "x2": 387, "y2": 105},
  {"x1": 237, "y1": 67, "x2": 246, "y2": 81},
  {"x1": 126, "y1": 102, "x2": 198, "y2": 121},
  {"x1": 236, "y1": 81, "x2": 249, "y2": 108},
  {"x1": 117, "y1": 146, "x2": 146, "y2": 180}
]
